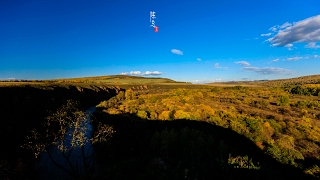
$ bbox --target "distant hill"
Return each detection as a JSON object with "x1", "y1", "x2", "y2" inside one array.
[
  {"x1": 205, "y1": 74, "x2": 320, "y2": 87},
  {"x1": 0, "y1": 75, "x2": 190, "y2": 85},
  {"x1": 5, "y1": 74, "x2": 320, "y2": 87},
  {"x1": 51, "y1": 75, "x2": 188, "y2": 84},
  {"x1": 257, "y1": 74, "x2": 320, "y2": 87}
]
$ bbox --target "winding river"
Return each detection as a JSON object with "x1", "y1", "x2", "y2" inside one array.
[{"x1": 38, "y1": 106, "x2": 96, "y2": 179}]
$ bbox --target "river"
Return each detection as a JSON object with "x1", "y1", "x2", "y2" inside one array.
[{"x1": 38, "y1": 106, "x2": 96, "y2": 179}]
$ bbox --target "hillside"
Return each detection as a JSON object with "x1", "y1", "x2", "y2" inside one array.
[
  {"x1": 91, "y1": 84, "x2": 320, "y2": 179},
  {"x1": 56, "y1": 75, "x2": 189, "y2": 84},
  {"x1": 0, "y1": 75, "x2": 191, "y2": 85},
  {"x1": 258, "y1": 74, "x2": 320, "y2": 87},
  {"x1": 206, "y1": 75, "x2": 320, "y2": 88}
]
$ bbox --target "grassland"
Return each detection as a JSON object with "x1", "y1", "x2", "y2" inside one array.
[
  {"x1": 206, "y1": 83, "x2": 263, "y2": 87},
  {"x1": 0, "y1": 74, "x2": 267, "y2": 92},
  {"x1": 48, "y1": 75, "x2": 188, "y2": 84},
  {"x1": 0, "y1": 75, "x2": 192, "y2": 90}
]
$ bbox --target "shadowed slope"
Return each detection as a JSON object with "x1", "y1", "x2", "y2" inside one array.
[{"x1": 91, "y1": 111, "x2": 317, "y2": 180}]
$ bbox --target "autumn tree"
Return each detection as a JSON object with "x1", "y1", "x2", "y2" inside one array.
[
  {"x1": 158, "y1": 111, "x2": 171, "y2": 120},
  {"x1": 174, "y1": 110, "x2": 191, "y2": 119},
  {"x1": 277, "y1": 95, "x2": 290, "y2": 106},
  {"x1": 137, "y1": 110, "x2": 148, "y2": 119},
  {"x1": 22, "y1": 100, "x2": 115, "y2": 179}
]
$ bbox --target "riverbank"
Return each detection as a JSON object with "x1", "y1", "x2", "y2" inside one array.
[{"x1": 0, "y1": 85, "x2": 120, "y2": 179}]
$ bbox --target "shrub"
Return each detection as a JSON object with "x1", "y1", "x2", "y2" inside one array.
[
  {"x1": 260, "y1": 100, "x2": 270, "y2": 109},
  {"x1": 262, "y1": 122, "x2": 274, "y2": 140},
  {"x1": 268, "y1": 120, "x2": 282, "y2": 134},
  {"x1": 301, "y1": 109, "x2": 308, "y2": 116},
  {"x1": 304, "y1": 165, "x2": 320, "y2": 177},
  {"x1": 291, "y1": 86, "x2": 306, "y2": 95},
  {"x1": 174, "y1": 110, "x2": 191, "y2": 119},
  {"x1": 149, "y1": 111, "x2": 158, "y2": 119},
  {"x1": 96, "y1": 100, "x2": 108, "y2": 108},
  {"x1": 137, "y1": 110, "x2": 148, "y2": 119},
  {"x1": 277, "y1": 95, "x2": 290, "y2": 106},
  {"x1": 277, "y1": 107, "x2": 291, "y2": 115},
  {"x1": 228, "y1": 155, "x2": 260, "y2": 170},
  {"x1": 158, "y1": 111, "x2": 171, "y2": 120},
  {"x1": 210, "y1": 87, "x2": 219, "y2": 92},
  {"x1": 106, "y1": 108, "x2": 122, "y2": 115},
  {"x1": 311, "y1": 100, "x2": 320, "y2": 108},
  {"x1": 295, "y1": 101, "x2": 307, "y2": 108}
]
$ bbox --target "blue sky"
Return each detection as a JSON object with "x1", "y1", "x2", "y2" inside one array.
[{"x1": 0, "y1": 0, "x2": 320, "y2": 83}]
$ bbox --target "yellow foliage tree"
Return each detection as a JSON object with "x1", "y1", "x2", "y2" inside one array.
[
  {"x1": 174, "y1": 110, "x2": 191, "y2": 119},
  {"x1": 125, "y1": 89, "x2": 134, "y2": 100},
  {"x1": 158, "y1": 111, "x2": 171, "y2": 120},
  {"x1": 106, "y1": 108, "x2": 121, "y2": 115},
  {"x1": 275, "y1": 134, "x2": 295, "y2": 150},
  {"x1": 137, "y1": 110, "x2": 148, "y2": 119},
  {"x1": 150, "y1": 111, "x2": 158, "y2": 119},
  {"x1": 262, "y1": 122, "x2": 274, "y2": 140}
]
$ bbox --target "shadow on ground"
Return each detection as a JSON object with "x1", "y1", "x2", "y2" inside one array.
[{"x1": 91, "y1": 109, "x2": 318, "y2": 180}]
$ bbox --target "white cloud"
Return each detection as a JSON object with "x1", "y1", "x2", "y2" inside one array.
[
  {"x1": 192, "y1": 79, "x2": 224, "y2": 84},
  {"x1": 269, "y1": 25, "x2": 279, "y2": 32},
  {"x1": 171, "y1": 49, "x2": 183, "y2": 55},
  {"x1": 261, "y1": 33, "x2": 272, "y2": 36},
  {"x1": 286, "y1": 57, "x2": 303, "y2": 61},
  {"x1": 241, "y1": 67, "x2": 293, "y2": 75},
  {"x1": 214, "y1": 63, "x2": 222, "y2": 68},
  {"x1": 312, "y1": 54, "x2": 319, "y2": 58},
  {"x1": 305, "y1": 42, "x2": 320, "y2": 49},
  {"x1": 254, "y1": 37, "x2": 259, "y2": 40},
  {"x1": 214, "y1": 62, "x2": 228, "y2": 69},
  {"x1": 0, "y1": 77, "x2": 16, "y2": 80},
  {"x1": 285, "y1": 43, "x2": 293, "y2": 50},
  {"x1": 144, "y1": 71, "x2": 162, "y2": 75},
  {"x1": 267, "y1": 15, "x2": 320, "y2": 47},
  {"x1": 235, "y1": 61, "x2": 251, "y2": 67},
  {"x1": 235, "y1": 60, "x2": 293, "y2": 75},
  {"x1": 120, "y1": 71, "x2": 162, "y2": 76},
  {"x1": 130, "y1": 71, "x2": 142, "y2": 75},
  {"x1": 192, "y1": 80, "x2": 214, "y2": 84},
  {"x1": 192, "y1": 80, "x2": 205, "y2": 83},
  {"x1": 197, "y1": 58, "x2": 201, "y2": 61},
  {"x1": 280, "y1": 22, "x2": 292, "y2": 29}
]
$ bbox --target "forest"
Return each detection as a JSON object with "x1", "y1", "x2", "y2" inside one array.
[{"x1": 91, "y1": 83, "x2": 320, "y2": 179}]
